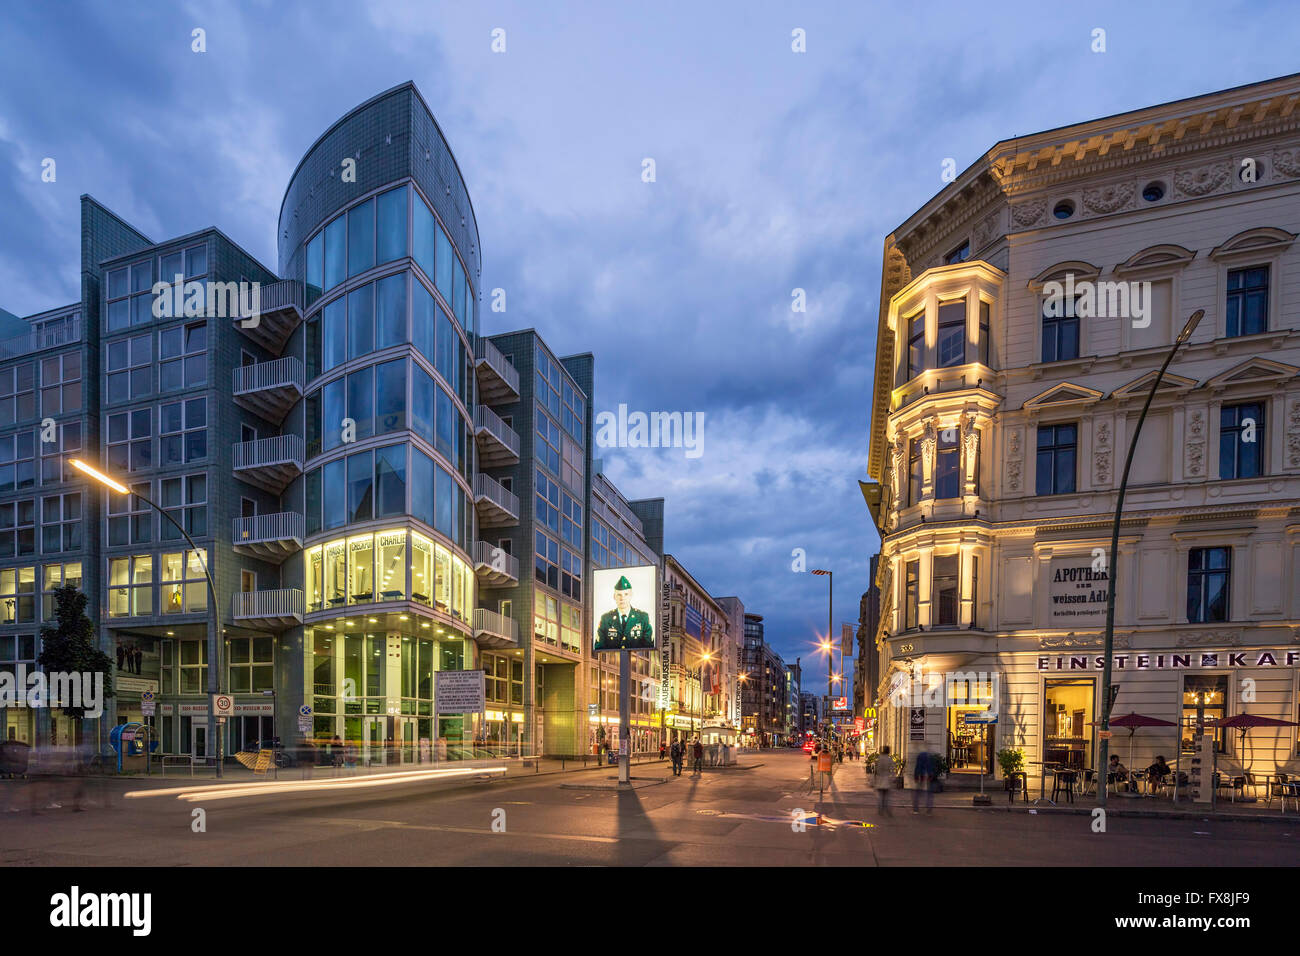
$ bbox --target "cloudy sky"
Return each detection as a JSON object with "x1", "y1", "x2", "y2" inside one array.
[{"x1": 0, "y1": 1, "x2": 1295, "y2": 690}]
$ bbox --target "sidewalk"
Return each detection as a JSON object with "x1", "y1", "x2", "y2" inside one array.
[{"x1": 812, "y1": 764, "x2": 1300, "y2": 824}]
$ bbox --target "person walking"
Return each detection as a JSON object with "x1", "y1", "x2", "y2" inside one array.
[
  {"x1": 659, "y1": 741, "x2": 667, "y2": 761},
  {"x1": 912, "y1": 749, "x2": 935, "y2": 814},
  {"x1": 873, "y1": 745, "x2": 896, "y2": 816},
  {"x1": 669, "y1": 739, "x2": 682, "y2": 776},
  {"x1": 692, "y1": 738, "x2": 704, "y2": 775}
]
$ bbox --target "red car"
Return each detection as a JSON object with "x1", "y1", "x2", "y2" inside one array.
[{"x1": 801, "y1": 740, "x2": 815, "y2": 754}]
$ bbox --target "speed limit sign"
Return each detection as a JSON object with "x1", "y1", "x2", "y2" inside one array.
[{"x1": 213, "y1": 694, "x2": 234, "y2": 717}]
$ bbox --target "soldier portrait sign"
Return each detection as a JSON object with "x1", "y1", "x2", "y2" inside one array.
[{"x1": 593, "y1": 565, "x2": 657, "y2": 651}]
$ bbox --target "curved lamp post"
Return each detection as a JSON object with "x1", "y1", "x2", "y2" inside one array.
[
  {"x1": 1097, "y1": 309, "x2": 1202, "y2": 808},
  {"x1": 70, "y1": 458, "x2": 224, "y2": 778}
]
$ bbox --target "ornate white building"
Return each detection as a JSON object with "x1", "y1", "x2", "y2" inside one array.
[{"x1": 865, "y1": 73, "x2": 1300, "y2": 790}]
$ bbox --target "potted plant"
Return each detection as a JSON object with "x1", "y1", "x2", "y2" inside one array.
[
  {"x1": 931, "y1": 754, "x2": 950, "y2": 792},
  {"x1": 997, "y1": 747, "x2": 1025, "y2": 787},
  {"x1": 892, "y1": 752, "x2": 907, "y2": 789}
]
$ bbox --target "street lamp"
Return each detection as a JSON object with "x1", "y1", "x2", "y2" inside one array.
[
  {"x1": 1097, "y1": 309, "x2": 1203, "y2": 809},
  {"x1": 70, "y1": 458, "x2": 224, "y2": 778},
  {"x1": 693, "y1": 651, "x2": 713, "y2": 746},
  {"x1": 812, "y1": 568, "x2": 833, "y2": 743}
]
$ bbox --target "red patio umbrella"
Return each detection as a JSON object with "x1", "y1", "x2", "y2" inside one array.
[
  {"x1": 1215, "y1": 714, "x2": 1299, "y2": 776},
  {"x1": 1090, "y1": 712, "x2": 1178, "y2": 768}
]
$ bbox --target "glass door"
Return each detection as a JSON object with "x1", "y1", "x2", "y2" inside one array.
[
  {"x1": 400, "y1": 718, "x2": 416, "y2": 764},
  {"x1": 364, "y1": 717, "x2": 386, "y2": 766},
  {"x1": 192, "y1": 720, "x2": 208, "y2": 760}
]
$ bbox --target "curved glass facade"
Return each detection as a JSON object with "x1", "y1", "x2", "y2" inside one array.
[{"x1": 274, "y1": 83, "x2": 485, "y2": 760}]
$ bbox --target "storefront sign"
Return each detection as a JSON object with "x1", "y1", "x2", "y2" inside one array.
[
  {"x1": 659, "y1": 581, "x2": 672, "y2": 711},
  {"x1": 909, "y1": 707, "x2": 925, "y2": 740},
  {"x1": 115, "y1": 676, "x2": 159, "y2": 695},
  {"x1": 435, "y1": 670, "x2": 486, "y2": 714},
  {"x1": 1047, "y1": 558, "x2": 1110, "y2": 623},
  {"x1": 1037, "y1": 650, "x2": 1300, "y2": 671}
]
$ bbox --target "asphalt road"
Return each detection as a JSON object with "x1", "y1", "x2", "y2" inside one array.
[{"x1": 2, "y1": 750, "x2": 1295, "y2": 866}]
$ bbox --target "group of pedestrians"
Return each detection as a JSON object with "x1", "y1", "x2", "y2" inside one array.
[
  {"x1": 667, "y1": 738, "x2": 717, "y2": 776},
  {"x1": 870, "y1": 746, "x2": 940, "y2": 816}
]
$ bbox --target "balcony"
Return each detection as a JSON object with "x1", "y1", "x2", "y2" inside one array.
[
  {"x1": 472, "y1": 539, "x2": 519, "y2": 586},
  {"x1": 233, "y1": 356, "x2": 305, "y2": 425},
  {"x1": 474, "y1": 337, "x2": 520, "y2": 405},
  {"x1": 473, "y1": 607, "x2": 520, "y2": 650},
  {"x1": 474, "y1": 405, "x2": 521, "y2": 467},
  {"x1": 232, "y1": 434, "x2": 303, "y2": 494},
  {"x1": 0, "y1": 315, "x2": 81, "y2": 360},
  {"x1": 231, "y1": 588, "x2": 304, "y2": 630},
  {"x1": 473, "y1": 473, "x2": 519, "y2": 527},
  {"x1": 233, "y1": 278, "x2": 302, "y2": 355},
  {"x1": 231, "y1": 512, "x2": 304, "y2": 562}
]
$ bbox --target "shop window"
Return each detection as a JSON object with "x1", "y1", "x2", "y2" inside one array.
[
  {"x1": 1187, "y1": 547, "x2": 1230, "y2": 623},
  {"x1": 1181, "y1": 674, "x2": 1228, "y2": 753},
  {"x1": 411, "y1": 532, "x2": 432, "y2": 606},
  {"x1": 376, "y1": 531, "x2": 406, "y2": 601},
  {"x1": 1044, "y1": 678, "x2": 1094, "y2": 770},
  {"x1": 348, "y1": 534, "x2": 374, "y2": 604}
]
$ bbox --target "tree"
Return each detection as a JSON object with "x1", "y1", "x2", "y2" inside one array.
[{"x1": 36, "y1": 584, "x2": 114, "y2": 721}]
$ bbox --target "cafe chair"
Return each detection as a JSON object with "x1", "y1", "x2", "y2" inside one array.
[
  {"x1": 1077, "y1": 768, "x2": 1097, "y2": 796},
  {"x1": 1006, "y1": 770, "x2": 1028, "y2": 803},
  {"x1": 1051, "y1": 769, "x2": 1077, "y2": 804}
]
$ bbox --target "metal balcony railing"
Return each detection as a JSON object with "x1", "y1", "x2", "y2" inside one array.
[
  {"x1": 231, "y1": 588, "x2": 304, "y2": 621},
  {"x1": 474, "y1": 405, "x2": 521, "y2": 458},
  {"x1": 473, "y1": 607, "x2": 519, "y2": 644},
  {"x1": 246, "y1": 278, "x2": 303, "y2": 317},
  {"x1": 473, "y1": 540, "x2": 520, "y2": 581},
  {"x1": 473, "y1": 473, "x2": 520, "y2": 518},
  {"x1": 232, "y1": 434, "x2": 304, "y2": 470},
  {"x1": 233, "y1": 355, "x2": 305, "y2": 394},
  {"x1": 0, "y1": 315, "x2": 82, "y2": 360},
  {"x1": 232, "y1": 512, "x2": 305, "y2": 546},
  {"x1": 474, "y1": 337, "x2": 521, "y2": 397}
]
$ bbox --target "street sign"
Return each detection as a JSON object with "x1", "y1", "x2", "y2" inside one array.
[
  {"x1": 141, "y1": 701, "x2": 155, "y2": 717},
  {"x1": 141, "y1": 691, "x2": 155, "y2": 702},
  {"x1": 963, "y1": 712, "x2": 998, "y2": 724},
  {"x1": 1098, "y1": 730, "x2": 1113, "y2": 740},
  {"x1": 213, "y1": 694, "x2": 234, "y2": 717},
  {"x1": 299, "y1": 705, "x2": 313, "y2": 718},
  {"x1": 588, "y1": 703, "x2": 598, "y2": 717}
]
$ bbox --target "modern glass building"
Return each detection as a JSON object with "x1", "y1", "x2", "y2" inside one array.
[{"x1": 0, "y1": 81, "x2": 735, "y2": 766}]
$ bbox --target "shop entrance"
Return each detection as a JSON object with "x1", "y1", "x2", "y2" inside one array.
[
  {"x1": 947, "y1": 707, "x2": 995, "y2": 774},
  {"x1": 191, "y1": 720, "x2": 209, "y2": 760},
  {"x1": 363, "y1": 717, "x2": 386, "y2": 766}
]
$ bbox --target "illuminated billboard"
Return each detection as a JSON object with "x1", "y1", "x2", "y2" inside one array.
[{"x1": 593, "y1": 564, "x2": 657, "y2": 651}]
